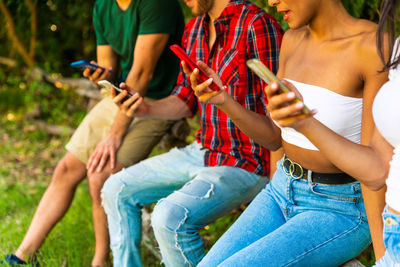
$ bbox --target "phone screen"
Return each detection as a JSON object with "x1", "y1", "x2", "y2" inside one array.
[
  {"x1": 170, "y1": 45, "x2": 222, "y2": 91},
  {"x1": 246, "y1": 59, "x2": 310, "y2": 114},
  {"x1": 98, "y1": 80, "x2": 135, "y2": 103},
  {"x1": 70, "y1": 60, "x2": 109, "y2": 74}
]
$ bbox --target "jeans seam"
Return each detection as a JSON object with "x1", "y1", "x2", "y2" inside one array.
[{"x1": 284, "y1": 217, "x2": 365, "y2": 266}]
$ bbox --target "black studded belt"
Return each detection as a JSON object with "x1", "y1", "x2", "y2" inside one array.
[{"x1": 282, "y1": 155, "x2": 356, "y2": 185}]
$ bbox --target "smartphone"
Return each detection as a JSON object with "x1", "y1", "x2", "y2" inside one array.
[
  {"x1": 170, "y1": 44, "x2": 222, "y2": 91},
  {"x1": 246, "y1": 59, "x2": 310, "y2": 114},
  {"x1": 70, "y1": 60, "x2": 107, "y2": 73},
  {"x1": 98, "y1": 80, "x2": 136, "y2": 103}
]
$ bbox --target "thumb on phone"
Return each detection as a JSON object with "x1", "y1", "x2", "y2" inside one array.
[
  {"x1": 282, "y1": 80, "x2": 304, "y2": 101},
  {"x1": 197, "y1": 61, "x2": 224, "y2": 88}
]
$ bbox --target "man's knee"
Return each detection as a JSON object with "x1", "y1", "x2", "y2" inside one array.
[
  {"x1": 152, "y1": 199, "x2": 190, "y2": 233},
  {"x1": 51, "y1": 153, "x2": 86, "y2": 186},
  {"x1": 88, "y1": 171, "x2": 109, "y2": 199}
]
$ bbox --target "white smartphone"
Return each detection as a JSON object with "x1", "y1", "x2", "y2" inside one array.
[
  {"x1": 98, "y1": 80, "x2": 135, "y2": 102},
  {"x1": 246, "y1": 59, "x2": 310, "y2": 114}
]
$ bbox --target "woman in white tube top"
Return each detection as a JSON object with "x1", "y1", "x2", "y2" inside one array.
[
  {"x1": 264, "y1": 0, "x2": 399, "y2": 265},
  {"x1": 186, "y1": 0, "x2": 389, "y2": 266}
]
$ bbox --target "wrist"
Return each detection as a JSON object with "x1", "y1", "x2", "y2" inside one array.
[
  {"x1": 293, "y1": 117, "x2": 314, "y2": 133},
  {"x1": 107, "y1": 130, "x2": 125, "y2": 140},
  {"x1": 215, "y1": 90, "x2": 231, "y2": 108}
]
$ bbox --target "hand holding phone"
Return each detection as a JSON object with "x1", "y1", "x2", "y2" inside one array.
[
  {"x1": 98, "y1": 80, "x2": 136, "y2": 103},
  {"x1": 246, "y1": 59, "x2": 310, "y2": 114},
  {"x1": 70, "y1": 60, "x2": 106, "y2": 72},
  {"x1": 170, "y1": 44, "x2": 222, "y2": 91}
]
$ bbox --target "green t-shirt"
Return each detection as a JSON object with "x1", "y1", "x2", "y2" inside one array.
[{"x1": 93, "y1": 0, "x2": 184, "y2": 99}]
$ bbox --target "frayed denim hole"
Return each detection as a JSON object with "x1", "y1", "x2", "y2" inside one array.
[
  {"x1": 152, "y1": 199, "x2": 189, "y2": 232},
  {"x1": 152, "y1": 200, "x2": 191, "y2": 265},
  {"x1": 177, "y1": 179, "x2": 214, "y2": 199},
  {"x1": 100, "y1": 179, "x2": 127, "y2": 250}
]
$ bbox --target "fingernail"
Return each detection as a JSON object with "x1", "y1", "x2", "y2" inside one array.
[
  {"x1": 207, "y1": 78, "x2": 213, "y2": 83},
  {"x1": 194, "y1": 68, "x2": 198, "y2": 73},
  {"x1": 287, "y1": 92, "x2": 295, "y2": 98},
  {"x1": 311, "y1": 109, "x2": 318, "y2": 115},
  {"x1": 295, "y1": 102, "x2": 304, "y2": 108}
]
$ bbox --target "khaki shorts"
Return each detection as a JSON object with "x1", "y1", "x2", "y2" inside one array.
[{"x1": 66, "y1": 97, "x2": 176, "y2": 167}]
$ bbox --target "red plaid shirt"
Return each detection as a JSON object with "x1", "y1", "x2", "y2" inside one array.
[{"x1": 172, "y1": 0, "x2": 283, "y2": 176}]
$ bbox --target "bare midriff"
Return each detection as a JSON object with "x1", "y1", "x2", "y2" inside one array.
[{"x1": 283, "y1": 141, "x2": 343, "y2": 173}]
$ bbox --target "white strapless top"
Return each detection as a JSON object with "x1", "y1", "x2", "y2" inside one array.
[
  {"x1": 278, "y1": 79, "x2": 363, "y2": 150},
  {"x1": 373, "y1": 39, "x2": 400, "y2": 211}
]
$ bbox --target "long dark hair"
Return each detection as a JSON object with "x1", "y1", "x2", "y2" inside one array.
[{"x1": 377, "y1": 0, "x2": 400, "y2": 71}]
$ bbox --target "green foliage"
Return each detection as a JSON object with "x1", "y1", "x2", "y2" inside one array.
[
  {"x1": 0, "y1": 69, "x2": 87, "y2": 127},
  {"x1": 0, "y1": 0, "x2": 96, "y2": 74}
]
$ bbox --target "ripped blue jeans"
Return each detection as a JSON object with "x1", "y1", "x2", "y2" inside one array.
[{"x1": 101, "y1": 142, "x2": 268, "y2": 267}]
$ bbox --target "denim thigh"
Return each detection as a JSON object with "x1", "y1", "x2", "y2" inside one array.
[
  {"x1": 200, "y1": 159, "x2": 371, "y2": 267},
  {"x1": 152, "y1": 165, "x2": 268, "y2": 267}
]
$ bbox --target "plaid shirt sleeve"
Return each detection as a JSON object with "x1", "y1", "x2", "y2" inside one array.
[
  {"x1": 171, "y1": 22, "x2": 199, "y2": 116},
  {"x1": 247, "y1": 14, "x2": 283, "y2": 112}
]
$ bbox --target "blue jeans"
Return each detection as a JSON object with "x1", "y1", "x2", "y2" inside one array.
[
  {"x1": 101, "y1": 142, "x2": 268, "y2": 267},
  {"x1": 375, "y1": 206, "x2": 400, "y2": 266},
  {"x1": 198, "y1": 158, "x2": 371, "y2": 267}
]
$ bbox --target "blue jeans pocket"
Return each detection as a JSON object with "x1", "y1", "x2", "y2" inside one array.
[
  {"x1": 383, "y1": 207, "x2": 400, "y2": 263},
  {"x1": 310, "y1": 182, "x2": 361, "y2": 203}
]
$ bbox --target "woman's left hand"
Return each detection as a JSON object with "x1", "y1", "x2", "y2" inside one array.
[{"x1": 182, "y1": 61, "x2": 228, "y2": 105}]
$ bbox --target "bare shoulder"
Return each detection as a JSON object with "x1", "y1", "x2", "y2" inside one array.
[
  {"x1": 351, "y1": 20, "x2": 385, "y2": 73},
  {"x1": 351, "y1": 19, "x2": 379, "y2": 54},
  {"x1": 351, "y1": 19, "x2": 388, "y2": 94}
]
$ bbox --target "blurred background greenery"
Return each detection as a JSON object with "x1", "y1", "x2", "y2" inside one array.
[{"x1": 0, "y1": 0, "x2": 387, "y2": 266}]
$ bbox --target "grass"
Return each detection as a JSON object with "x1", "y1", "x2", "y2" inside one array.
[{"x1": 0, "y1": 118, "x2": 94, "y2": 266}]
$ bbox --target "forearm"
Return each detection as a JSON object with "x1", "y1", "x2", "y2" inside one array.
[
  {"x1": 216, "y1": 94, "x2": 282, "y2": 151},
  {"x1": 144, "y1": 95, "x2": 192, "y2": 120},
  {"x1": 125, "y1": 70, "x2": 152, "y2": 97},
  {"x1": 299, "y1": 119, "x2": 386, "y2": 189},
  {"x1": 362, "y1": 185, "x2": 386, "y2": 260},
  {"x1": 109, "y1": 111, "x2": 134, "y2": 139}
]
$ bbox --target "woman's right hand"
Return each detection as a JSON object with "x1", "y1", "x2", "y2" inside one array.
[
  {"x1": 112, "y1": 83, "x2": 147, "y2": 118},
  {"x1": 265, "y1": 80, "x2": 314, "y2": 130},
  {"x1": 83, "y1": 60, "x2": 112, "y2": 84}
]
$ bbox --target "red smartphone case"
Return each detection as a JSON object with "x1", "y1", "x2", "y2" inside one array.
[{"x1": 170, "y1": 44, "x2": 221, "y2": 91}]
